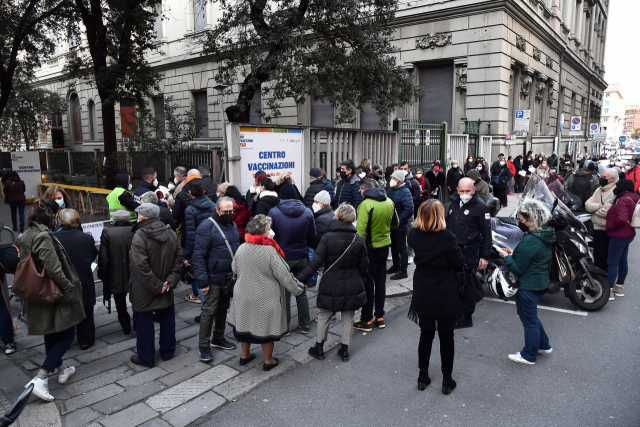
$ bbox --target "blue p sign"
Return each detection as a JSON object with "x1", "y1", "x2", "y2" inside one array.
[
  {"x1": 516, "y1": 111, "x2": 524, "y2": 119},
  {"x1": 620, "y1": 136, "x2": 627, "y2": 143}
]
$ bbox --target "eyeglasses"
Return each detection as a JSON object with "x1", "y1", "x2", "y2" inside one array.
[{"x1": 219, "y1": 210, "x2": 234, "y2": 215}]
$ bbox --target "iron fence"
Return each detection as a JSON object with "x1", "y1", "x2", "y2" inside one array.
[
  {"x1": 47, "y1": 151, "x2": 70, "y2": 174},
  {"x1": 394, "y1": 119, "x2": 448, "y2": 172}
]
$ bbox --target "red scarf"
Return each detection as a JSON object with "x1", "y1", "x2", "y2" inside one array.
[{"x1": 244, "y1": 233, "x2": 285, "y2": 258}]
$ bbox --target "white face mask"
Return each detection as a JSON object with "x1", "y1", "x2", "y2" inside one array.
[
  {"x1": 128, "y1": 183, "x2": 132, "y2": 191},
  {"x1": 152, "y1": 179, "x2": 158, "y2": 187},
  {"x1": 459, "y1": 194, "x2": 472, "y2": 204},
  {"x1": 468, "y1": 159, "x2": 473, "y2": 163},
  {"x1": 267, "y1": 229, "x2": 275, "y2": 239},
  {"x1": 625, "y1": 165, "x2": 631, "y2": 171},
  {"x1": 168, "y1": 182, "x2": 175, "y2": 191},
  {"x1": 216, "y1": 191, "x2": 221, "y2": 197},
  {"x1": 312, "y1": 203, "x2": 321, "y2": 213},
  {"x1": 256, "y1": 186, "x2": 263, "y2": 195},
  {"x1": 358, "y1": 172, "x2": 366, "y2": 179},
  {"x1": 539, "y1": 157, "x2": 543, "y2": 160},
  {"x1": 610, "y1": 161, "x2": 615, "y2": 165},
  {"x1": 415, "y1": 173, "x2": 422, "y2": 178},
  {"x1": 499, "y1": 161, "x2": 505, "y2": 166},
  {"x1": 476, "y1": 166, "x2": 482, "y2": 171},
  {"x1": 174, "y1": 177, "x2": 179, "y2": 184},
  {"x1": 55, "y1": 199, "x2": 64, "y2": 208},
  {"x1": 452, "y1": 164, "x2": 458, "y2": 169},
  {"x1": 389, "y1": 179, "x2": 398, "y2": 188}
]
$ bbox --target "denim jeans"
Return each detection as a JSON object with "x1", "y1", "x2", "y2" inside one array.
[
  {"x1": 607, "y1": 237, "x2": 634, "y2": 288},
  {"x1": 134, "y1": 305, "x2": 176, "y2": 365},
  {"x1": 42, "y1": 327, "x2": 75, "y2": 372},
  {"x1": 9, "y1": 200, "x2": 25, "y2": 229},
  {"x1": 0, "y1": 285, "x2": 14, "y2": 345},
  {"x1": 285, "y1": 258, "x2": 311, "y2": 328},
  {"x1": 361, "y1": 246, "x2": 389, "y2": 322},
  {"x1": 515, "y1": 289, "x2": 551, "y2": 363}
]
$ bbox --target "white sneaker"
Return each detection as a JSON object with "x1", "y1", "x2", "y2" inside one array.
[
  {"x1": 387, "y1": 254, "x2": 392, "y2": 261},
  {"x1": 26, "y1": 377, "x2": 54, "y2": 401},
  {"x1": 408, "y1": 256, "x2": 414, "y2": 265},
  {"x1": 58, "y1": 366, "x2": 76, "y2": 384},
  {"x1": 609, "y1": 291, "x2": 615, "y2": 301},
  {"x1": 508, "y1": 352, "x2": 535, "y2": 365},
  {"x1": 538, "y1": 348, "x2": 553, "y2": 355}
]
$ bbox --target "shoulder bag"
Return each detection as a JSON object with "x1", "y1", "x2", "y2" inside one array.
[
  {"x1": 316, "y1": 235, "x2": 357, "y2": 291},
  {"x1": 623, "y1": 197, "x2": 640, "y2": 228},
  {"x1": 208, "y1": 218, "x2": 237, "y2": 297},
  {"x1": 12, "y1": 232, "x2": 63, "y2": 305}
]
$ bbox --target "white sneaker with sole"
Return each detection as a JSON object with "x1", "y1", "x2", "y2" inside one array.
[
  {"x1": 508, "y1": 352, "x2": 535, "y2": 365},
  {"x1": 408, "y1": 256, "x2": 414, "y2": 265},
  {"x1": 58, "y1": 366, "x2": 76, "y2": 384},
  {"x1": 609, "y1": 290, "x2": 615, "y2": 301},
  {"x1": 613, "y1": 284, "x2": 625, "y2": 297},
  {"x1": 538, "y1": 348, "x2": 553, "y2": 355},
  {"x1": 26, "y1": 377, "x2": 54, "y2": 401}
]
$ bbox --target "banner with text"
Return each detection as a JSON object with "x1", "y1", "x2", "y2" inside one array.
[{"x1": 11, "y1": 151, "x2": 41, "y2": 200}]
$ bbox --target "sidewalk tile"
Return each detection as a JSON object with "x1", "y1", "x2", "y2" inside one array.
[
  {"x1": 98, "y1": 403, "x2": 158, "y2": 427},
  {"x1": 64, "y1": 351, "x2": 134, "y2": 384},
  {"x1": 213, "y1": 358, "x2": 296, "y2": 401},
  {"x1": 117, "y1": 367, "x2": 168, "y2": 388},
  {"x1": 91, "y1": 381, "x2": 164, "y2": 415},
  {"x1": 160, "y1": 391, "x2": 226, "y2": 427},
  {"x1": 63, "y1": 365, "x2": 132, "y2": 396},
  {"x1": 60, "y1": 383, "x2": 124, "y2": 415},
  {"x1": 62, "y1": 407, "x2": 100, "y2": 427},
  {"x1": 139, "y1": 419, "x2": 172, "y2": 427},
  {"x1": 75, "y1": 338, "x2": 137, "y2": 363}
]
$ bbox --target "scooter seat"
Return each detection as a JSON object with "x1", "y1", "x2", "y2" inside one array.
[{"x1": 492, "y1": 232, "x2": 520, "y2": 251}]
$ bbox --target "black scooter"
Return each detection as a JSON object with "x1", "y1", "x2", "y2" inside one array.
[{"x1": 0, "y1": 384, "x2": 33, "y2": 427}]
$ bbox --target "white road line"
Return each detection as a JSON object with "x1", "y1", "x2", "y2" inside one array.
[{"x1": 483, "y1": 297, "x2": 589, "y2": 317}]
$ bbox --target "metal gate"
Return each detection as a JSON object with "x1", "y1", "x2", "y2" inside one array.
[
  {"x1": 479, "y1": 136, "x2": 492, "y2": 160},
  {"x1": 394, "y1": 119, "x2": 448, "y2": 172},
  {"x1": 447, "y1": 135, "x2": 469, "y2": 168}
]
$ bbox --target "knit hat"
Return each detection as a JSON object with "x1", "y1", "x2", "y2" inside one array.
[
  {"x1": 113, "y1": 210, "x2": 130, "y2": 221},
  {"x1": 135, "y1": 203, "x2": 160, "y2": 219},
  {"x1": 309, "y1": 168, "x2": 322, "y2": 178},
  {"x1": 466, "y1": 169, "x2": 481, "y2": 181},
  {"x1": 391, "y1": 170, "x2": 407, "y2": 182},
  {"x1": 314, "y1": 190, "x2": 331, "y2": 206},
  {"x1": 279, "y1": 183, "x2": 297, "y2": 200}
]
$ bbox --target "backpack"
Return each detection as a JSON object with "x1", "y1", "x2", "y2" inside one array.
[{"x1": 571, "y1": 176, "x2": 592, "y2": 204}]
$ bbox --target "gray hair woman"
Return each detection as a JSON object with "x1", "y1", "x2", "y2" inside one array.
[
  {"x1": 297, "y1": 203, "x2": 368, "y2": 362},
  {"x1": 228, "y1": 215, "x2": 305, "y2": 371},
  {"x1": 496, "y1": 199, "x2": 555, "y2": 365}
]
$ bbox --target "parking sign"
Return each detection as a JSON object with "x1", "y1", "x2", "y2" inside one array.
[
  {"x1": 514, "y1": 110, "x2": 530, "y2": 132},
  {"x1": 589, "y1": 123, "x2": 598, "y2": 135}
]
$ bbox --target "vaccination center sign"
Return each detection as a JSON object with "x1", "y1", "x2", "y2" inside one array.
[{"x1": 239, "y1": 127, "x2": 303, "y2": 193}]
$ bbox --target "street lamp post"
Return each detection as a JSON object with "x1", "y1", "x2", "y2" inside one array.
[{"x1": 213, "y1": 83, "x2": 229, "y2": 182}]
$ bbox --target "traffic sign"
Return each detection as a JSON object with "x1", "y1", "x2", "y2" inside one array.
[
  {"x1": 636, "y1": 147, "x2": 639, "y2": 153},
  {"x1": 505, "y1": 134, "x2": 516, "y2": 145},
  {"x1": 415, "y1": 130, "x2": 420, "y2": 146},
  {"x1": 620, "y1": 136, "x2": 627, "y2": 143},
  {"x1": 514, "y1": 110, "x2": 530, "y2": 132},
  {"x1": 570, "y1": 116, "x2": 582, "y2": 131},
  {"x1": 589, "y1": 123, "x2": 598, "y2": 135}
]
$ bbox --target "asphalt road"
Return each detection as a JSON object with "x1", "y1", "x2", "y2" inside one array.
[{"x1": 195, "y1": 243, "x2": 640, "y2": 427}]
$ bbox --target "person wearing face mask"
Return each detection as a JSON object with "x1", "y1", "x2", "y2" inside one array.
[
  {"x1": 490, "y1": 156, "x2": 512, "y2": 208},
  {"x1": 576, "y1": 154, "x2": 585, "y2": 169},
  {"x1": 474, "y1": 158, "x2": 490, "y2": 184},
  {"x1": 44, "y1": 185, "x2": 75, "y2": 211},
  {"x1": 446, "y1": 161, "x2": 463, "y2": 196},
  {"x1": 445, "y1": 178, "x2": 491, "y2": 329},
  {"x1": 464, "y1": 156, "x2": 476, "y2": 175},
  {"x1": 414, "y1": 168, "x2": 426, "y2": 189},
  {"x1": 192, "y1": 197, "x2": 240, "y2": 362},
  {"x1": 107, "y1": 173, "x2": 139, "y2": 223},
  {"x1": 268, "y1": 183, "x2": 316, "y2": 335},
  {"x1": 304, "y1": 168, "x2": 333, "y2": 209},
  {"x1": 533, "y1": 153, "x2": 546, "y2": 168},
  {"x1": 386, "y1": 170, "x2": 414, "y2": 280},
  {"x1": 3, "y1": 171, "x2": 26, "y2": 232},
  {"x1": 513, "y1": 155, "x2": 524, "y2": 193},
  {"x1": 305, "y1": 191, "x2": 334, "y2": 288},
  {"x1": 534, "y1": 160, "x2": 550, "y2": 179},
  {"x1": 507, "y1": 156, "x2": 516, "y2": 195},
  {"x1": 133, "y1": 167, "x2": 158, "y2": 204},
  {"x1": 585, "y1": 169, "x2": 618, "y2": 273},
  {"x1": 172, "y1": 166, "x2": 187, "y2": 195},
  {"x1": 172, "y1": 169, "x2": 203, "y2": 246},
  {"x1": 372, "y1": 164, "x2": 387, "y2": 189},
  {"x1": 400, "y1": 161, "x2": 424, "y2": 219},
  {"x1": 252, "y1": 177, "x2": 281, "y2": 216},
  {"x1": 426, "y1": 161, "x2": 445, "y2": 201},
  {"x1": 623, "y1": 158, "x2": 640, "y2": 192},
  {"x1": 20, "y1": 198, "x2": 86, "y2": 401},
  {"x1": 333, "y1": 159, "x2": 363, "y2": 211}
]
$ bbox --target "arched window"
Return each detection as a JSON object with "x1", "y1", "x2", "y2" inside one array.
[
  {"x1": 70, "y1": 94, "x2": 83, "y2": 142},
  {"x1": 88, "y1": 100, "x2": 96, "y2": 140}
]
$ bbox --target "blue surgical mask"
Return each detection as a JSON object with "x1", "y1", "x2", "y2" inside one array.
[{"x1": 55, "y1": 199, "x2": 64, "y2": 208}]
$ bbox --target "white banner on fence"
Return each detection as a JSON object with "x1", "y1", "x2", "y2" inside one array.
[
  {"x1": 238, "y1": 127, "x2": 303, "y2": 193},
  {"x1": 81, "y1": 221, "x2": 105, "y2": 245},
  {"x1": 11, "y1": 151, "x2": 42, "y2": 200}
]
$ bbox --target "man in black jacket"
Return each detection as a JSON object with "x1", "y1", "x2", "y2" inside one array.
[
  {"x1": 445, "y1": 178, "x2": 491, "y2": 329},
  {"x1": 198, "y1": 165, "x2": 218, "y2": 202},
  {"x1": 306, "y1": 190, "x2": 334, "y2": 287},
  {"x1": 303, "y1": 168, "x2": 327, "y2": 208},
  {"x1": 252, "y1": 178, "x2": 280, "y2": 216},
  {"x1": 134, "y1": 167, "x2": 158, "y2": 204},
  {"x1": 333, "y1": 160, "x2": 362, "y2": 211}
]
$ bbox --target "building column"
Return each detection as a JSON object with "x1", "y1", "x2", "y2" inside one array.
[{"x1": 563, "y1": 0, "x2": 574, "y2": 35}]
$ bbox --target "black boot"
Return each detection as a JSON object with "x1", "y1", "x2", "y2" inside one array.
[
  {"x1": 455, "y1": 315, "x2": 473, "y2": 329},
  {"x1": 12, "y1": 223, "x2": 17, "y2": 232},
  {"x1": 308, "y1": 342, "x2": 325, "y2": 360},
  {"x1": 19, "y1": 224, "x2": 24, "y2": 233},
  {"x1": 418, "y1": 369, "x2": 431, "y2": 391},
  {"x1": 337, "y1": 344, "x2": 349, "y2": 362},
  {"x1": 119, "y1": 317, "x2": 131, "y2": 335},
  {"x1": 386, "y1": 265, "x2": 399, "y2": 274},
  {"x1": 442, "y1": 377, "x2": 457, "y2": 395}
]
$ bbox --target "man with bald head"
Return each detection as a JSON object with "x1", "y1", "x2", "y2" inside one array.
[{"x1": 446, "y1": 177, "x2": 492, "y2": 328}]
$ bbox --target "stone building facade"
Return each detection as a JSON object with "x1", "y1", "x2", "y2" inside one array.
[{"x1": 33, "y1": 0, "x2": 608, "y2": 162}]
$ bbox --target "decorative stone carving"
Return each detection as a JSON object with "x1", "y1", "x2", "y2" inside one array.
[
  {"x1": 546, "y1": 56, "x2": 554, "y2": 69},
  {"x1": 520, "y1": 74, "x2": 532, "y2": 99},
  {"x1": 416, "y1": 33, "x2": 452, "y2": 49},
  {"x1": 516, "y1": 35, "x2": 527, "y2": 52},
  {"x1": 533, "y1": 47, "x2": 542, "y2": 62},
  {"x1": 542, "y1": 6, "x2": 552, "y2": 19},
  {"x1": 574, "y1": 38, "x2": 581, "y2": 49},
  {"x1": 528, "y1": 0, "x2": 539, "y2": 5},
  {"x1": 535, "y1": 83, "x2": 546, "y2": 103},
  {"x1": 561, "y1": 22, "x2": 570, "y2": 35},
  {"x1": 455, "y1": 67, "x2": 467, "y2": 93},
  {"x1": 547, "y1": 85, "x2": 555, "y2": 106}
]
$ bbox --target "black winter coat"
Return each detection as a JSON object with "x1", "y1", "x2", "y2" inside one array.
[
  {"x1": 56, "y1": 226, "x2": 99, "y2": 307},
  {"x1": 159, "y1": 206, "x2": 176, "y2": 230},
  {"x1": 405, "y1": 173, "x2": 423, "y2": 205},
  {"x1": 201, "y1": 176, "x2": 218, "y2": 202},
  {"x1": 408, "y1": 228, "x2": 464, "y2": 322},
  {"x1": 490, "y1": 163, "x2": 512, "y2": 188},
  {"x1": 426, "y1": 170, "x2": 445, "y2": 194},
  {"x1": 311, "y1": 206, "x2": 334, "y2": 249},
  {"x1": 252, "y1": 191, "x2": 280, "y2": 216},
  {"x1": 133, "y1": 180, "x2": 157, "y2": 204},
  {"x1": 4, "y1": 174, "x2": 26, "y2": 203},
  {"x1": 333, "y1": 175, "x2": 362, "y2": 211},
  {"x1": 446, "y1": 168, "x2": 464, "y2": 192},
  {"x1": 192, "y1": 211, "x2": 241, "y2": 287},
  {"x1": 297, "y1": 220, "x2": 368, "y2": 312},
  {"x1": 98, "y1": 220, "x2": 133, "y2": 298},
  {"x1": 445, "y1": 193, "x2": 492, "y2": 259},
  {"x1": 303, "y1": 179, "x2": 328, "y2": 209}
]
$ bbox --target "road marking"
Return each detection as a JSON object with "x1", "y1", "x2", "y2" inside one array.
[{"x1": 484, "y1": 297, "x2": 588, "y2": 317}]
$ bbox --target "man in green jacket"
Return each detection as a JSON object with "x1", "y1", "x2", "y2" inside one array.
[{"x1": 353, "y1": 179, "x2": 399, "y2": 331}]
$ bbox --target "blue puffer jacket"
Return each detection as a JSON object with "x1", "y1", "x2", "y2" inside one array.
[
  {"x1": 333, "y1": 175, "x2": 362, "y2": 211},
  {"x1": 133, "y1": 180, "x2": 157, "y2": 204},
  {"x1": 269, "y1": 199, "x2": 316, "y2": 261},
  {"x1": 192, "y1": 211, "x2": 240, "y2": 287},
  {"x1": 183, "y1": 196, "x2": 215, "y2": 260},
  {"x1": 387, "y1": 184, "x2": 413, "y2": 230}
]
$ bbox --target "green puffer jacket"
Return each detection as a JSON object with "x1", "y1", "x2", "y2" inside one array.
[
  {"x1": 19, "y1": 222, "x2": 85, "y2": 335},
  {"x1": 504, "y1": 226, "x2": 556, "y2": 291},
  {"x1": 356, "y1": 187, "x2": 399, "y2": 249}
]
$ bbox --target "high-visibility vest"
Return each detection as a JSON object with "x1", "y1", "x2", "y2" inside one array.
[{"x1": 106, "y1": 187, "x2": 136, "y2": 222}]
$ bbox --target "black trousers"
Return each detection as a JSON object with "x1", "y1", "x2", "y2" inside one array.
[
  {"x1": 515, "y1": 174, "x2": 524, "y2": 192},
  {"x1": 592, "y1": 230, "x2": 610, "y2": 272},
  {"x1": 75, "y1": 304, "x2": 95, "y2": 347},
  {"x1": 494, "y1": 186, "x2": 508, "y2": 207},
  {"x1": 418, "y1": 327, "x2": 455, "y2": 378},
  {"x1": 134, "y1": 305, "x2": 175, "y2": 365},
  {"x1": 361, "y1": 246, "x2": 390, "y2": 322},
  {"x1": 390, "y1": 228, "x2": 409, "y2": 273},
  {"x1": 114, "y1": 293, "x2": 131, "y2": 331},
  {"x1": 460, "y1": 244, "x2": 480, "y2": 316}
]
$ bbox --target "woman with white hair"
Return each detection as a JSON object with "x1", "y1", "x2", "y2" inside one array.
[{"x1": 495, "y1": 199, "x2": 556, "y2": 365}]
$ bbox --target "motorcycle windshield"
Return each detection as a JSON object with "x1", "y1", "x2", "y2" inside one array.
[{"x1": 510, "y1": 174, "x2": 584, "y2": 229}]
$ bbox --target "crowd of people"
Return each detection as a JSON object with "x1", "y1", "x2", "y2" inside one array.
[{"x1": 1, "y1": 148, "x2": 638, "y2": 401}]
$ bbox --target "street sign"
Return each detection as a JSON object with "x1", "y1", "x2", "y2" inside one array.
[
  {"x1": 589, "y1": 123, "x2": 598, "y2": 135},
  {"x1": 560, "y1": 114, "x2": 564, "y2": 130},
  {"x1": 514, "y1": 110, "x2": 530, "y2": 132},
  {"x1": 414, "y1": 130, "x2": 420, "y2": 146},
  {"x1": 505, "y1": 134, "x2": 516, "y2": 145},
  {"x1": 620, "y1": 136, "x2": 627, "y2": 143},
  {"x1": 571, "y1": 116, "x2": 582, "y2": 131}
]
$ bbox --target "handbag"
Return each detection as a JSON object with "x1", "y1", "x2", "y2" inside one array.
[
  {"x1": 458, "y1": 267, "x2": 484, "y2": 303},
  {"x1": 624, "y1": 197, "x2": 640, "y2": 228},
  {"x1": 12, "y1": 232, "x2": 63, "y2": 305},
  {"x1": 208, "y1": 217, "x2": 237, "y2": 297},
  {"x1": 316, "y1": 235, "x2": 357, "y2": 291},
  {"x1": 490, "y1": 169, "x2": 504, "y2": 186}
]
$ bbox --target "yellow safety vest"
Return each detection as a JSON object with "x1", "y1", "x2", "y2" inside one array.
[{"x1": 106, "y1": 187, "x2": 137, "y2": 223}]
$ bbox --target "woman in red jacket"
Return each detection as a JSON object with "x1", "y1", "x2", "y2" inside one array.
[
  {"x1": 606, "y1": 179, "x2": 639, "y2": 300},
  {"x1": 225, "y1": 186, "x2": 251, "y2": 242}
]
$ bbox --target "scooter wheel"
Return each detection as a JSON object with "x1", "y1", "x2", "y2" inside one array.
[{"x1": 567, "y1": 272, "x2": 610, "y2": 311}]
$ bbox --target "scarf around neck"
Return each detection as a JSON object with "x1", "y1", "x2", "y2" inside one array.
[{"x1": 244, "y1": 233, "x2": 285, "y2": 258}]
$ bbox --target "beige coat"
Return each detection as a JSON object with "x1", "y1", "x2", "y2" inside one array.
[{"x1": 585, "y1": 182, "x2": 617, "y2": 230}]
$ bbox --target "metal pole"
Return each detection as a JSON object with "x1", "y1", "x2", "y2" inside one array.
[
  {"x1": 555, "y1": 51, "x2": 565, "y2": 157},
  {"x1": 218, "y1": 93, "x2": 227, "y2": 182}
]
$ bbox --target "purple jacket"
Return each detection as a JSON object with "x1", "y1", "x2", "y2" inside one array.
[{"x1": 606, "y1": 192, "x2": 640, "y2": 239}]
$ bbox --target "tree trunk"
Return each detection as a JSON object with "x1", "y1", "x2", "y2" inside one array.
[{"x1": 101, "y1": 101, "x2": 118, "y2": 189}]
